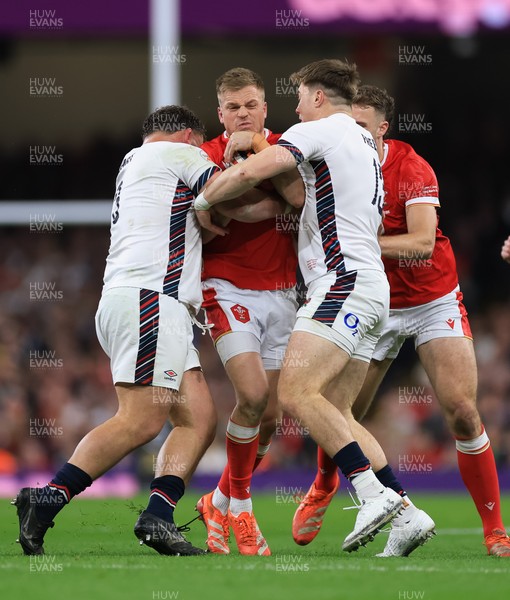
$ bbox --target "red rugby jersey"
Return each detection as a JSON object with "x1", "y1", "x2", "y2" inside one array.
[
  {"x1": 381, "y1": 139, "x2": 458, "y2": 309},
  {"x1": 201, "y1": 129, "x2": 297, "y2": 290}
]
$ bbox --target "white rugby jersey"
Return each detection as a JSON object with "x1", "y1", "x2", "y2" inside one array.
[
  {"x1": 102, "y1": 141, "x2": 220, "y2": 312},
  {"x1": 277, "y1": 113, "x2": 384, "y2": 287}
]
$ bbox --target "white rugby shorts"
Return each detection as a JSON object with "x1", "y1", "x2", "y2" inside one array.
[
  {"x1": 201, "y1": 277, "x2": 298, "y2": 370},
  {"x1": 372, "y1": 285, "x2": 472, "y2": 361},
  {"x1": 95, "y1": 287, "x2": 200, "y2": 390},
  {"x1": 294, "y1": 269, "x2": 389, "y2": 362}
]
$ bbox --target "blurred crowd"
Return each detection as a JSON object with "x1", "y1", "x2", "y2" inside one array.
[{"x1": 1, "y1": 225, "x2": 510, "y2": 483}]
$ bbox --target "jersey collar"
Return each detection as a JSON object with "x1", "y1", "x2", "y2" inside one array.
[
  {"x1": 381, "y1": 142, "x2": 389, "y2": 167},
  {"x1": 223, "y1": 127, "x2": 271, "y2": 139}
]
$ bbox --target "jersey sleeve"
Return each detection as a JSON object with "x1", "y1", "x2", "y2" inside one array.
[
  {"x1": 179, "y1": 146, "x2": 222, "y2": 196},
  {"x1": 276, "y1": 121, "x2": 321, "y2": 164},
  {"x1": 399, "y1": 156, "x2": 440, "y2": 208},
  {"x1": 201, "y1": 138, "x2": 225, "y2": 167}
]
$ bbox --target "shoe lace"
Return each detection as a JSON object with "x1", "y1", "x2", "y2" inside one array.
[
  {"x1": 176, "y1": 513, "x2": 202, "y2": 534},
  {"x1": 343, "y1": 487, "x2": 363, "y2": 512},
  {"x1": 236, "y1": 516, "x2": 257, "y2": 545},
  {"x1": 486, "y1": 532, "x2": 510, "y2": 556},
  {"x1": 300, "y1": 486, "x2": 327, "y2": 508},
  {"x1": 487, "y1": 530, "x2": 510, "y2": 545}
]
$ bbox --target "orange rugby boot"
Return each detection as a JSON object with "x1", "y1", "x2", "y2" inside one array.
[
  {"x1": 196, "y1": 491, "x2": 230, "y2": 554},
  {"x1": 292, "y1": 475, "x2": 340, "y2": 545},
  {"x1": 228, "y1": 510, "x2": 271, "y2": 556},
  {"x1": 485, "y1": 529, "x2": 510, "y2": 557}
]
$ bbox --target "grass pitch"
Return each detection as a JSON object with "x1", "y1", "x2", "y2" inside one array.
[{"x1": 2, "y1": 491, "x2": 510, "y2": 600}]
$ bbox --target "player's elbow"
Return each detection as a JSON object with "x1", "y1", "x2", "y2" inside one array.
[
  {"x1": 420, "y1": 237, "x2": 435, "y2": 259},
  {"x1": 287, "y1": 188, "x2": 305, "y2": 209}
]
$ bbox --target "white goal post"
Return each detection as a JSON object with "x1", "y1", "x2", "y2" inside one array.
[{"x1": 0, "y1": 201, "x2": 113, "y2": 226}]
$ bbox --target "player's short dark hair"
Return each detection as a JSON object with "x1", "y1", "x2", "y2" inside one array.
[
  {"x1": 216, "y1": 67, "x2": 265, "y2": 98},
  {"x1": 353, "y1": 85, "x2": 395, "y2": 136},
  {"x1": 290, "y1": 59, "x2": 360, "y2": 105},
  {"x1": 142, "y1": 105, "x2": 206, "y2": 139}
]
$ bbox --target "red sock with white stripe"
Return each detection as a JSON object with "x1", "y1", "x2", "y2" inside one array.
[
  {"x1": 146, "y1": 475, "x2": 184, "y2": 523},
  {"x1": 315, "y1": 446, "x2": 340, "y2": 492},
  {"x1": 226, "y1": 419, "x2": 259, "y2": 516},
  {"x1": 456, "y1": 426, "x2": 505, "y2": 536},
  {"x1": 213, "y1": 440, "x2": 270, "y2": 515}
]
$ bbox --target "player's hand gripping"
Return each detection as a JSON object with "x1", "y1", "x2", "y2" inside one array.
[
  {"x1": 224, "y1": 131, "x2": 257, "y2": 164},
  {"x1": 194, "y1": 193, "x2": 229, "y2": 236}
]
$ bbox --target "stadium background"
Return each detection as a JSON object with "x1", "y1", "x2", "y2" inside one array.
[{"x1": 1, "y1": 0, "x2": 510, "y2": 499}]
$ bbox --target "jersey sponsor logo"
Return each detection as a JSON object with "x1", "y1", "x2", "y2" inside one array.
[
  {"x1": 230, "y1": 304, "x2": 250, "y2": 323},
  {"x1": 344, "y1": 312, "x2": 360, "y2": 336},
  {"x1": 164, "y1": 369, "x2": 178, "y2": 381},
  {"x1": 199, "y1": 149, "x2": 212, "y2": 161},
  {"x1": 446, "y1": 318, "x2": 455, "y2": 329}
]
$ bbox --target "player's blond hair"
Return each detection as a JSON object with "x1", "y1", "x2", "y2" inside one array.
[
  {"x1": 216, "y1": 67, "x2": 265, "y2": 100},
  {"x1": 290, "y1": 59, "x2": 359, "y2": 105}
]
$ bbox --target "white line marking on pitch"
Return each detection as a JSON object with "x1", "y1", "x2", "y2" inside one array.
[{"x1": 435, "y1": 528, "x2": 484, "y2": 535}]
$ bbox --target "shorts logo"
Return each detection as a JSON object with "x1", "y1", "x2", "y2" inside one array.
[
  {"x1": 446, "y1": 318, "x2": 455, "y2": 329},
  {"x1": 230, "y1": 304, "x2": 250, "y2": 323},
  {"x1": 344, "y1": 312, "x2": 360, "y2": 336},
  {"x1": 164, "y1": 369, "x2": 178, "y2": 381}
]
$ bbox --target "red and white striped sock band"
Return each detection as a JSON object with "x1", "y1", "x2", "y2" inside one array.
[{"x1": 455, "y1": 426, "x2": 490, "y2": 455}]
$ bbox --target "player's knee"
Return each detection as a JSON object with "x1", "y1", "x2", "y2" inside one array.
[
  {"x1": 236, "y1": 402, "x2": 266, "y2": 424},
  {"x1": 446, "y1": 401, "x2": 481, "y2": 438},
  {"x1": 236, "y1": 385, "x2": 269, "y2": 419}
]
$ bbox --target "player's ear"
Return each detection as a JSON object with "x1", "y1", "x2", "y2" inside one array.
[
  {"x1": 379, "y1": 120, "x2": 389, "y2": 138},
  {"x1": 217, "y1": 106, "x2": 224, "y2": 125},
  {"x1": 263, "y1": 101, "x2": 268, "y2": 119},
  {"x1": 181, "y1": 128, "x2": 193, "y2": 144}
]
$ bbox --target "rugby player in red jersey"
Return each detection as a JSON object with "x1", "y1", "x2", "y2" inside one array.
[{"x1": 196, "y1": 68, "x2": 302, "y2": 556}]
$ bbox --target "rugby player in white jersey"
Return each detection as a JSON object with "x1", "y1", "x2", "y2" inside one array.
[
  {"x1": 13, "y1": 105, "x2": 228, "y2": 556},
  {"x1": 194, "y1": 59, "x2": 406, "y2": 552}
]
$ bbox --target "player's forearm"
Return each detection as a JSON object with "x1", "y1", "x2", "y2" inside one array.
[
  {"x1": 195, "y1": 147, "x2": 296, "y2": 212},
  {"x1": 216, "y1": 189, "x2": 287, "y2": 222},
  {"x1": 251, "y1": 134, "x2": 305, "y2": 209},
  {"x1": 201, "y1": 163, "x2": 262, "y2": 207},
  {"x1": 379, "y1": 233, "x2": 435, "y2": 260},
  {"x1": 270, "y1": 169, "x2": 305, "y2": 209}
]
